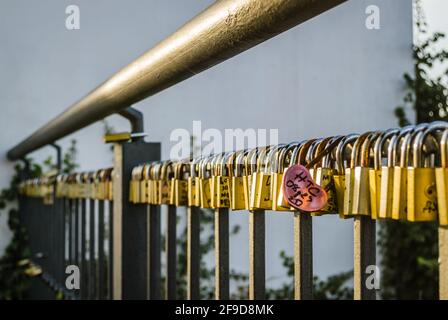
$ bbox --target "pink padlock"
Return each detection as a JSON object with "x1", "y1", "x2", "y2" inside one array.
[{"x1": 282, "y1": 164, "x2": 328, "y2": 212}]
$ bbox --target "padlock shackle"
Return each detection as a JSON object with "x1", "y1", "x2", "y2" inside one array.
[
  {"x1": 359, "y1": 131, "x2": 381, "y2": 167},
  {"x1": 413, "y1": 122, "x2": 448, "y2": 167},
  {"x1": 389, "y1": 126, "x2": 415, "y2": 167},
  {"x1": 305, "y1": 138, "x2": 324, "y2": 168},
  {"x1": 373, "y1": 128, "x2": 399, "y2": 168},
  {"x1": 266, "y1": 144, "x2": 286, "y2": 174},
  {"x1": 350, "y1": 132, "x2": 372, "y2": 168},
  {"x1": 441, "y1": 129, "x2": 448, "y2": 168},
  {"x1": 336, "y1": 134, "x2": 358, "y2": 173}
]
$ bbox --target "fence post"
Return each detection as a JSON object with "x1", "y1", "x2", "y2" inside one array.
[
  {"x1": 249, "y1": 210, "x2": 265, "y2": 300},
  {"x1": 215, "y1": 208, "x2": 229, "y2": 300},
  {"x1": 440, "y1": 226, "x2": 448, "y2": 300},
  {"x1": 187, "y1": 206, "x2": 200, "y2": 299},
  {"x1": 353, "y1": 216, "x2": 376, "y2": 300},
  {"x1": 294, "y1": 212, "x2": 313, "y2": 300},
  {"x1": 112, "y1": 141, "x2": 160, "y2": 300}
]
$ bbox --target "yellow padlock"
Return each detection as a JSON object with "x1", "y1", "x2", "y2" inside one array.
[
  {"x1": 390, "y1": 127, "x2": 413, "y2": 220},
  {"x1": 243, "y1": 148, "x2": 259, "y2": 210},
  {"x1": 130, "y1": 165, "x2": 143, "y2": 203},
  {"x1": 407, "y1": 128, "x2": 439, "y2": 222},
  {"x1": 271, "y1": 144, "x2": 293, "y2": 212},
  {"x1": 334, "y1": 134, "x2": 358, "y2": 219},
  {"x1": 370, "y1": 130, "x2": 401, "y2": 220},
  {"x1": 214, "y1": 154, "x2": 231, "y2": 209},
  {"x1": 209, "y1": 154, "x2": 223, "y2": 209},
  {"x1": 349, "y1": 132, "x2": 376, "y2": 217},
  {"x1": 377, "y1": 130, "x2": 400, "y2": 219},
  {"x1": 188, "y1": 158, "x2": 201, "y2": 207},
  {"x1": 159, "y1": 161, "x2": 173, "y2": 205},
  {"x1": 171, "y1": 161, "x2": 189, "y2": 207},
  {"x1": 313, "y1": 137, "x2": 342, "y2": 216},
  {"x1": 436, "y1": 129, "x2": 448, "y2": 226},
  {"x1": 252, "y1": 147, "x2": 274, "y2": 210},
  {"x1": 199, "y1": 157, "x2": 212, "y2": 209},
  {"x1": 231, "y1": 151, "x2": 248, "y2": 211}
]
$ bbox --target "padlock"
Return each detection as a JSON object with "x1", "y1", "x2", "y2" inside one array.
[
  {"x1": 271, "y1": 143, "x2": 294, "y2": 211},
  {"x1": 335, "y1": 134, "x2": 358, "y2": 218},
  {"x1": 104, "y1": 168, "x2": 114, "y2": 201},
  {"x1": 188, "y1": 158, "x2": 201, "y2": 207},
  {"x1": 376, "y1": 129, "x2": 400, "y2": 219},
  {"x1": 214, "y1": 154, "x2": 231, "y2": 208},
  {"x1": 69, "y1": 173, "x2": 78, "y2": 199},
  {"x1": 390, "y1": 126, "x2": 421, "y2": 220},
  {"x1": 138, "y1": 164, "x2": 149, "y2": 204},
  {"x1": 275, "y1": 142, "x2": 306, "y2": 211},
  {"x1": 241, "y1": 148, "x2": 257, "y2": 210},
  {"x1": 198, "y1": 157, "x2": 212, "y2": 208},
  {"x1": 147, "y1": 162, "x2": 158, "y2": 204},
  {"x1": 171, "y1": 161, "x2": 189, "y2": 207},
  {"x1": 436, "y1": 129, "x2": 448, "y2": 226},
  {"x1": 279, "y1": 140, "x2": 314, "y2": 211},
  {"x1": 150, "y1": 162, "x2": 162, "y2": 205},
  {"x1": 76, "y1": 173, "x2": 87, "y2": 199},
  {"x1": 407, "y1": 127, "x2": 440, "y2": 222},
  {"x1": 159, "y1": 161, "x2": 173, "y2": 205},
  {"x1": 248, "y1": 148, "x2": 262, "y2": 210},
  {"x1": 231, "y1": 150, "x2": 249, "y2": 211},
  {"x1": 313, "y1": 136, "x2": 342, "y2": 216},
  {"x1": 130, "y1": 165, "x2": 143, "y2": 203},
  {"x1": 56, "y1": 174, "x2": 66, "y2": 198},
  {"x1": 349, "y1": 132, "x2": 378, "y2": 217},
  {"x1": 253, "y1": 146, "x2": 274, "y2": 210},
  {"x1": 209, "y1": 154, "x2": 222, "y2": 209},
  {"x1": 86, "y1": 172, "x2": 96, "y2": 199}
]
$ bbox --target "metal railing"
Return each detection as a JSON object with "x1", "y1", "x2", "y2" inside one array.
[
  {"x1": 8, "y1": 0, "x2": 448, "y2": 301},
  {"x1": 17, "y1": 123, "x2": 448, "y2": 300}
]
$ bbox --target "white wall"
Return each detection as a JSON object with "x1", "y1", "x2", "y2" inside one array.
[{"x1": 0, "y1": 0, "x2": 413, "y2": 289}]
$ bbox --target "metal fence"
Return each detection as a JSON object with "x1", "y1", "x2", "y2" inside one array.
[
  {"x1": 6, "y1": 0, "x2": 448, "y2": 300},
  {"x1": 16, "y1": 123, "x2": 448, "y2": 300}
]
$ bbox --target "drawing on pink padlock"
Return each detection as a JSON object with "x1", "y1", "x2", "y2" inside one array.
[{"x1": 282, "y1": 164, "x2": 328, "y2": 212}]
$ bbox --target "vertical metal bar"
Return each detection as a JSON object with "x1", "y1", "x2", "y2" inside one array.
[
  {"x1": 353, "y1": 216, "x2": 376, "y2": 300},
  {"x1": 249, "y1": 210, "x2": 265, "y2": 300},
  {"x1": 74, "y1": 199, "x2": 79, "y2": 270},
  {"x1": 215, "y1": 208, "x2": 229, "y2": 300},
  {"x1": 165, "y1": 205, "x2": 177, "y2": 299},
  {"x1": 108, "y1": 200, "x2": 114, "y2": 300},
  {"x1": 68, "y1": 199, "x2": 73, "y2": 266},
  {"x1": 187, "y1": 206, "x2": 200, "y2": 300},
  {"x1": 88, "y1": 199, "x2": 96, "y2": 299},
  {"x1": 58, "y1": 197, "x2": 65, "y2": 286},
  {"x1": 113, "y1": 142, "x2": 160, "y2": 300},
  {"x1": 149, "y1": 204, "x2": 161, "y2": 300},
  {"x1": 439, "y1": 226, "x2": 448, "y2": 300},
  {"x1": 98, "y1": 200, "x2": 105, "y2": 299},
  {"x1": 293, "y1": 212, "x2": 313, "y2": 300},
  {"x1": 80, "y1": 199, "x2": 87, "y2": 299}
]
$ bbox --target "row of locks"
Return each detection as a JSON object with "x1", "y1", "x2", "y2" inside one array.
[
  {"x1": 128, "y1": 122, "x2": 448, "y2": 225},
  {"x1": 19, "y1": 168, "x2": 114, "y2": 201},
  {"x1": 18, "y1": 122, "x2": 448, "y2": 225}
]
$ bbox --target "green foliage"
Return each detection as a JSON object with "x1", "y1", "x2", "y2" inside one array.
[
  {"x1": 395, "y1": 1, "x2": 448, "y2": 126},
  {"x1": 0, "y1": 143, "x2": 79, "y2": 300},
  {"x1": 379, "y1": 221, "x2": 438, "y2": 299},
  {"x1": 383, "y1": 0, "x2": 447, "y2": 299}
]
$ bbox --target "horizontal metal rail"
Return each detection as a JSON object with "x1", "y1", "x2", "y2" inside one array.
[{"x1": 7, "y1": 0, "x2": 347, "y2": 160}]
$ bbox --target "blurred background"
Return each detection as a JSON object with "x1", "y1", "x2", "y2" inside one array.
[{"x1": 1, "y1": 0, "x2": 447, "y2": 299}]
